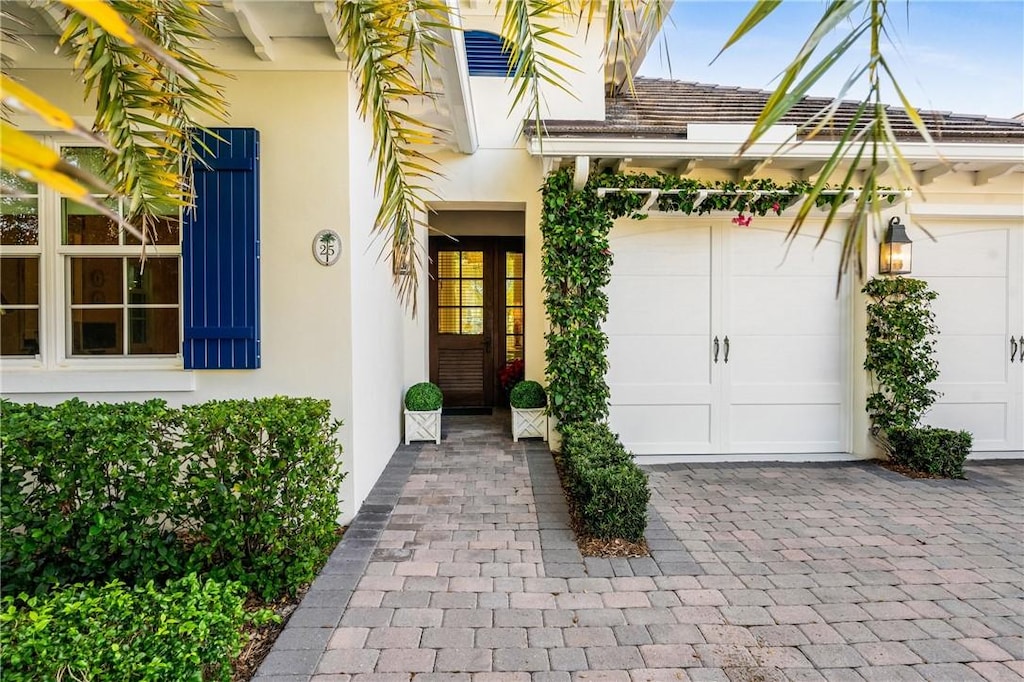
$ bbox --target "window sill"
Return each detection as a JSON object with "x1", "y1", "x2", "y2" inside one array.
[{"x1": 1, "y1": 366, "x2": 196, "y2": 394}]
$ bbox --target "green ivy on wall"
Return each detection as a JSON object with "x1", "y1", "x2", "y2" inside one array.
[
  {"x1": 862, "y1": 276, "x2": 941, "y2": 454},
  {"x1": 541, "y1": 169, "x2": 850, "y2": 426}
]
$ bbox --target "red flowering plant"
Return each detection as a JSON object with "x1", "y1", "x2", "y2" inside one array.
[{"x1": 498, "y1": 358, "x2": 524, "y2": 395}]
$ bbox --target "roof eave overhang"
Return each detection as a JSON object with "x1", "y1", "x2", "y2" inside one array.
[{"x1": 525, "y1": 135, "x2": 1024, "y2": 165}]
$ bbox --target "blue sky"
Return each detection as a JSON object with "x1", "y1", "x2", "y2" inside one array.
[{"x1": 639, "y1": 1, "x2": 1024, "y2": 118}]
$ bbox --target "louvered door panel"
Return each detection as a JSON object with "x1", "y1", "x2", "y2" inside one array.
[{"x1": 439, "y1": 348, "x2": 485, "y2": 403}]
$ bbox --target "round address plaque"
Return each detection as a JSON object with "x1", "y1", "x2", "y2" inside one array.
[{"x1": 312, "y1": 229, "x2": 342, "y2": 266}]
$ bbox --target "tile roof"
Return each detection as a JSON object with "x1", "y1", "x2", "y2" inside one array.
[{"x1": 528, "y1": 78, "x2": 1024, "y2": 143}]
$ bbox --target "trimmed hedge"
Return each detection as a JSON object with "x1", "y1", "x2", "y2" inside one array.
[
  {"x1": 510, "y1": 380, "x2": 547, "y2": 409},
  {"x1": 1, "y1": 397, "x2": 345, "y2": 599},
  {"x1": 405, "y1": 382, "x2": 443, "y2": 411},
  {"x1": 1, "y1": 574, "x2": 261, "y2": 682},
  {"x1": 560, "y1": 422, "x2": 649, "y2": 542},
  {"x1": 888, "y1": 426, "x2": 972, "y2": 479}
]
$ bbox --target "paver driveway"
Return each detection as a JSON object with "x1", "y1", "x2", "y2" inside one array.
[{"x1": 255, "y1": 415, "x2": 1024, "y2": 682}]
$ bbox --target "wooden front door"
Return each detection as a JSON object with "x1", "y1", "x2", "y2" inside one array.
[{"x1": 429, "y1": 237, "x2": 524, "y2": 407}]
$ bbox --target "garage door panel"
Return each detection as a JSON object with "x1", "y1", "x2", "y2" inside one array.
[
  {"x1": 605, "y1": 276, "x2": 710, "y2": 336},
  {"x1": 611, "y1": 404, "x2": 713, "y2": 454},
  {"x1": 729, "y1": 276, "x2": 842, "y2": 335},
  {"x1": 915, "y1": 224, "x2": 1022, "y2": 452},
  {"x1": 924, "y1": 402, "x2": 1009, "y2": 444},
  {"x1": 730, "y1": 383, "x2": 843, "y2": 404},
  {"x1": 730, "y1": 226, "x2": 841, "y2": 276},
  {"x1": 608, "y1": 335, "x2": 710, "y2": 385},
  {"x1": 934, "y1": 335, "x2": 1011, "y2": 384},
  {"x1": 729, "y1": 404, "x2": 843, "y2": 453},
  {"x1": 727, "y1": 335, "x2": 842, "y2": 385},
  {"x1": 912, "y1": 228, "x2": 1009, "y2": 277},
  {"x1": 611, "y1": 221, "x2": 711, "y2": 275},
  {"x1": 611, "y1": 383, "x2": 714, "y2": 405},
  {"x1": 929, "y1": 277, "x2": 1008, "y2": 335}
]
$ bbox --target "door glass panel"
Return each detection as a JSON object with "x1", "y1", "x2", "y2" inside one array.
[
  {"x1": 439, "y1": 280, "x2": 460, "y2": 306},
  {"x1": 461, "y1": 251, "x2": 483, "y2": 277},
  {"x1": 438, "y1": 251, "x2": 459, "y2": 278},
  {"x1": 506, "y1": 280, "x2": 523, "y2": 306},
  {"x1": 506, "y1": 308, "x2": 523, "y2": 335},
  {"x1": 462, "y1": 308, "x2": 483, "y2": 334},
  {"x1": 461, "y1": 280, "x2": 483, "y2": 306},
  {"x1": 506, "y1": 252, "x2": 523, "y2": 278},
  {"x1": 439, "y1": 308, "x2": 460, "y2": 334},
  {"x1": 504, "y1": 251, "x2": 524, "y2": 360},
  {"x1": 437, "y1": 250, "x2": 484, "y2": 336}
]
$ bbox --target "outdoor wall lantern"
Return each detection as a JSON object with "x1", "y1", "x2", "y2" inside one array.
[{"x1": 879, "y1": 216, "x2": 912, "y2": 275}]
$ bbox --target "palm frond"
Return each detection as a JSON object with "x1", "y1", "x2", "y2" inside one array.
[
  {"x1": 721, "y1": 0, "x2": 934, "y2": 282},
  {"x1": 336, "y1": 0, "x2": 452, "y2": 312},
  {"x1": 59, "y1": 0, "x2": 228, "y2": 246},
  {"x1": 497, "y1": 0, "x2": 578, "y2": 139}
]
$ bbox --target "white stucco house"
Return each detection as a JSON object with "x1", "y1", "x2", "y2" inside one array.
[{"x1": 2, "y1": 2, "x2": 1022, "y2": 521}]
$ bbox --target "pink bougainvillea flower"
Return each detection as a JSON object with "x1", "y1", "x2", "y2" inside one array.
[
  {"x1": 732, "y1": 214, "x2": 752, "y2": 227},
  {"x1": 772, "y1": 201, "x2": 781, "y2": 213}
]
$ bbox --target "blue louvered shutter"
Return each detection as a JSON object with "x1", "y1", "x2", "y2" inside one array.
[
  {"x1": 182, "y1": 128, "x2": 261, "y2": 369},
  {"x1": 464, "y1": 30, "x2": 515, "y2": 76}
]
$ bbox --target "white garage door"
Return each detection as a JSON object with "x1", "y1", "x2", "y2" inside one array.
[
  {"x1": 914, "y1": 221, "x2": 1024, "y2": 453},
  {"x1": 606, "y1": 217, "x2": 848, "y2": 456}
]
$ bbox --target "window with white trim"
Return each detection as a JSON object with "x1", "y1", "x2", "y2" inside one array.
[{"x1": 0, "y1": 143, "x2": 181, "y2": 362}]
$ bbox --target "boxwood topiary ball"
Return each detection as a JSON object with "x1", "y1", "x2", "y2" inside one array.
[
  {"x1": 510, "y1": 380, "x2": 546, "y2": 409},
  {"x1": 405, "y1": 382, "x2": 443, "y2": 411}
]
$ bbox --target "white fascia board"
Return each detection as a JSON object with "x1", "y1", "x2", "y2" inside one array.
[
  {"x1": 434, "y1": 0, "x2": 478, "y2": 154},
  {"x1": 526, "y1": 136, "x2": 1024, "y2": 165},
  {"x1": 908, "y1": 203, "x2": 1024, "y2": 219}
]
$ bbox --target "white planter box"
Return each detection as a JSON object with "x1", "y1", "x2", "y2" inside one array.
[
  {"x1": 512, "y1": 407, "x2": 548, "y2": 442},
  {"x1": 405, "y1": 408, "x2": 441, "y2": 445}
]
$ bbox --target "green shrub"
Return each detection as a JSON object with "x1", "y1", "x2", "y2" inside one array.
[
  {"x1": 1, "y1": 399, "x2": 187, "y2": 596},
  {"x1": 888, "y1": 426, "x2": 972, "y2": 478},
  {"x1": 577, "y1": 464, "x2": 650, "y2": 541},
  {"x1": 1, "y1": 397, "x2": 344, "y2": 600},
  {"x1": 405, "y1": 382, "x2": 443, "y2": 411},
  {"x1": 560, "y1": 422, "x2": 649, "y2": 542},
  {"x1": 0, "y1": 574, "x2": 258, "y2": 682},
  {"x1": 510, "y1": 380, "x2": 547, "y2": 409},
  {"x1": 179, "y1": 398, "x2": 345, "y2": 599}
]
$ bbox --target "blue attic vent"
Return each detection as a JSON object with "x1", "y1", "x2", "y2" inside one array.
[{"x1": 464, "y1": 30, "x2": 515, "y2": 76}]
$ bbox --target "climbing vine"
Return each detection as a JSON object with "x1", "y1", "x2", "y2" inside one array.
[
  {"x1": 540, "y1": 169, "x2": 872, "y2": 426},
  {"x1": 863, "y1": 276, "x2": 941, "y2": 454}
]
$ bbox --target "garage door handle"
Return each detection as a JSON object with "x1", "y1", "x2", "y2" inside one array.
[
  {"x1": 1012, "y1": 337, "x2": 1019, "y2": 363},
  {"x1": 713, "y1": 336, "x2": 720, "y2": 363},
  {"x1": 724, "y1": 336, "x2": 730, "y2": 363}
]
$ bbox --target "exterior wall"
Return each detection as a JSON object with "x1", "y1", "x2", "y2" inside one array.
[
  {"x1": 1, "y1": 66, "x2": 394, "y2": 520},
  {"x1": 346, "y1": 80, "x2": 406, "y2": 508},
  {"x1": 460, "y1": 11, "x2": 607, "y2": 150}
]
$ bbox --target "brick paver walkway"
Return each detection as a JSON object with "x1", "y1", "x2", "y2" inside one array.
[{"x1": 255, "y1": 414, "x2": 1024, "y2": 682}]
